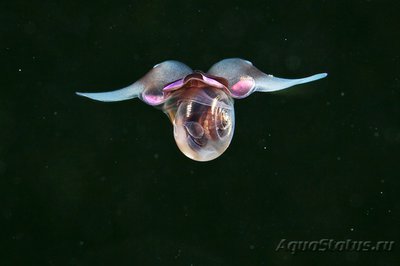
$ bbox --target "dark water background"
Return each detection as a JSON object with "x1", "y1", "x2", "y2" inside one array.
[{"x1": 1, "y1": 0, "x2": 399, "y2": 265}]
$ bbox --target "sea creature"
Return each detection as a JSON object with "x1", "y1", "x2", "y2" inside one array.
[{"x1": 77, "y1": 58, "x2": 327, "y2": 161}]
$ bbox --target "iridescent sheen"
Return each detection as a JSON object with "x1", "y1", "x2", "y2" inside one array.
[{"x1": 77, "y1": 58, "x2": 327, "y2": 161}]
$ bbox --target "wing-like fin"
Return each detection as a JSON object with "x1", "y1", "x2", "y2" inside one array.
[
  {"x1": 257, "y1": 73, "x2": 328, "y2": 92},
  {"x1": 208, "y1": 58, "x2": 327, "y2": 99},
  {"x1": 76, "y1": 83, "x2": 142, "y2": 102},
  {"x1": 76, "y1": 60, "x2": 193, "y2": 105}
]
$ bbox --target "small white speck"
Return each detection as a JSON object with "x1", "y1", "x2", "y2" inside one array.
[
  {"x1": 340, "y1": 92, "x2": 345, "y2": 96},
  {"x1": 337, "y1": 156, "x2": 341, "y2": 161},
  {"x1": 284, "y1": 37, "x2": 288, "y2": 41},
  {"x1": 53, "y1": 111, "x2": 58, "y2": 116},
  {"x1": 350, "y1": 228, "x2": 354, "y2": 231},
  {"x1": 18, "y1": 69, "x2": 22, "y2": 72},
  {"x1": 380, "y1": 191, "x2": 383, "y2": 195},
  {"x1": 263, "y1": 146, "x2": 267, "y2": 150},
  {"x1": 174, "y1": 249, "x2": 181, "y2": 259},
  {"x1": 388, "y1": 209, "x2": 391, "y2": 213}
]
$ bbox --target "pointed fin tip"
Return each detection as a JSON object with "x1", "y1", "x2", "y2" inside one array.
[
  {"x1": 75, "y1": 91, "x2": 114, "y2": 102},
  {"x1": 76, "y1": 91, "x2": 96, "y2": 100},
  {"x1": 314, "y1": 73, "x2": 328, "y2": 79},
  {"x1": 300, "y1": 73, "x2": 328, "y2": 84}
]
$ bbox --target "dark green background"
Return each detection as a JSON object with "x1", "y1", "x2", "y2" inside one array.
[{"x1": 1, "y1": 0, "x2": 399, "y2": 265}]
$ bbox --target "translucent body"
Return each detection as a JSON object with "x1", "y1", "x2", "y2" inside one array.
[
  {"x1": 163, "y1": 85, "x2": 235, "y2": 161},
  {"x1": 76, "y1": 58, "x2": 327, "y2": 162}
]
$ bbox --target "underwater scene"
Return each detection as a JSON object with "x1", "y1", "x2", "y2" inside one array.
[{"x1": 1, "y1": 0, "x2": 399, "y2": 265}]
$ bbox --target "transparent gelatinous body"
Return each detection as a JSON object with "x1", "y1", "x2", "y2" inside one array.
[
  {"x1": 164, "y1": 85, "x2": 235, "y2": 161},
  {"x1": 76, "y1": 58, "x2": 327, "y2": 162}
]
